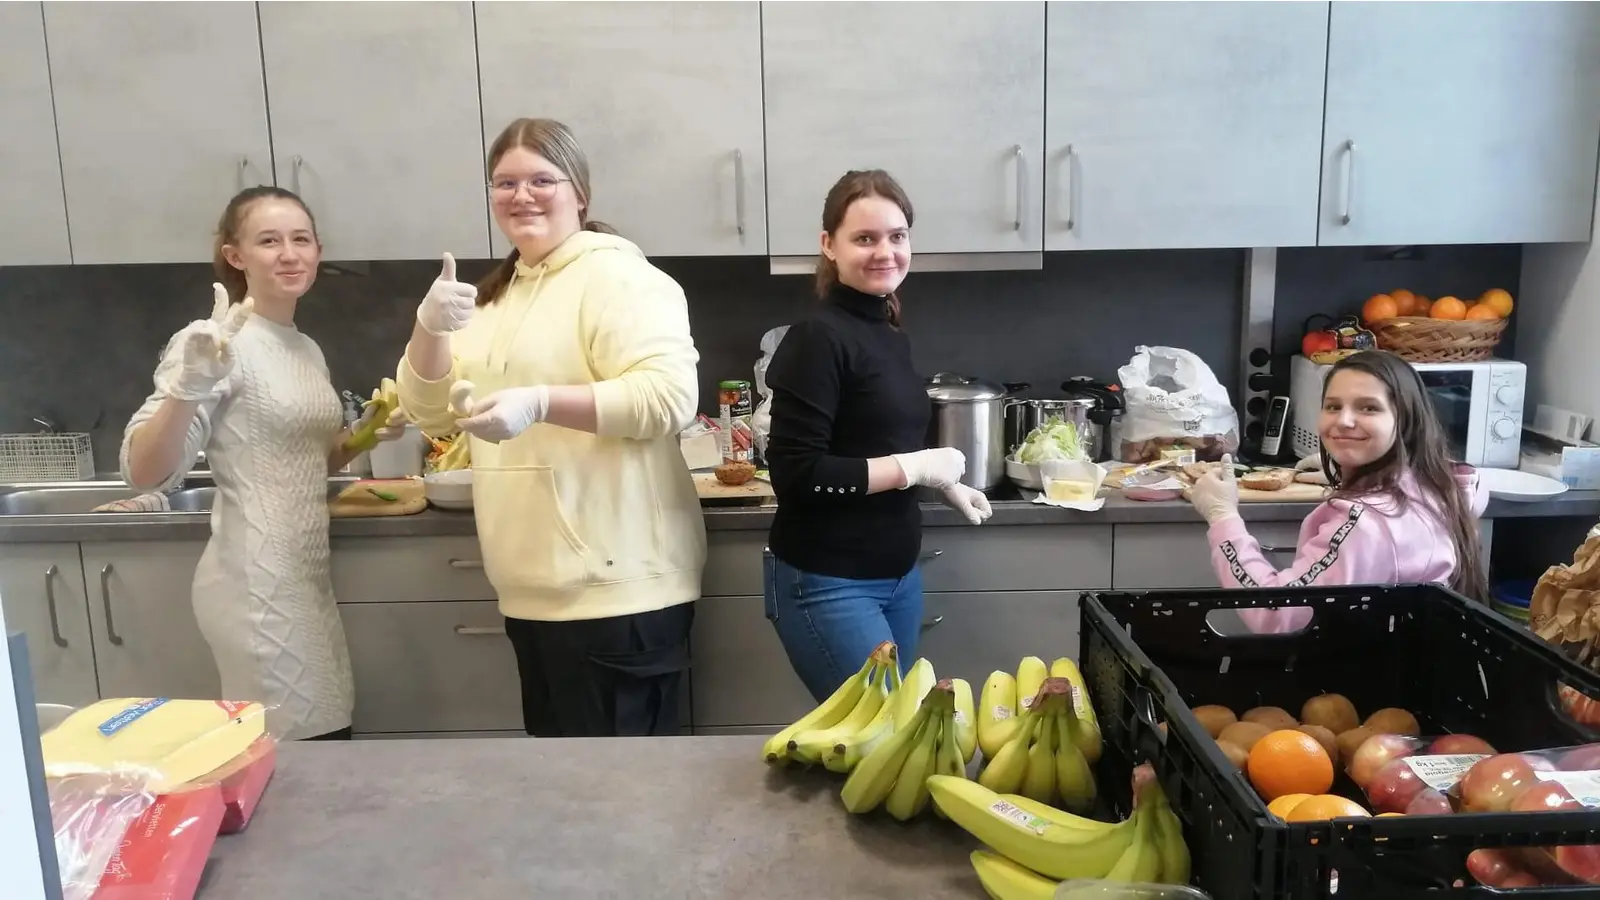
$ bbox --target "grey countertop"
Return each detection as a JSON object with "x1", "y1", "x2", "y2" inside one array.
[
  {"x1": 3, "y1": 489, "x2": 1597, "y2": 543},
  {"x1": 201, "y1": 736, "x2": 979, "y2": 900}
]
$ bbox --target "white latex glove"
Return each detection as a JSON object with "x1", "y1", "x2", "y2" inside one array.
[
  {"x1": 942, "y1": 483, "x2": 993, "y2": 525},
  {"x1": 456, "y1": 386, "x2": 550, "y2": 443},
  {"x1": 892, "y1": 447, "x2": 966, "y2": 490},
  {"x1": 364, "y1": 404, "x2": 409, "y2": 443},
  {"x1": 1190, "y1": 453, "x2": 1241, "y2": 525},
  {"x1": 416, "y1": 252, "x2": 478, "y2": 336},
  {"x1": 155, "y1": 283, "x2": 254, "y2": 401}
]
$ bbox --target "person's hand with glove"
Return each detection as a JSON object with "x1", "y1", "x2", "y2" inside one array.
[
  {"x1": 892, "y1": 447, "x2": 966, "y2": 490},
  {"x1": 415, "y1": 252, "x2": 478, "y2": 336},
  {"x1": 1189, "y1": 453, "x2": 1241, "y2": 526},
  {"x1": 455, "y1": 385, "x2": 550, "y2": 443},
  {"x1": 342, "y1": 404, "x2": 408, "y2": 454},
  {"x1": 942, "y1": 483, "x2": 993, "y2": 525},
  {"x1": 155, "y1": 283, "x2": 254, "y2": 401}
]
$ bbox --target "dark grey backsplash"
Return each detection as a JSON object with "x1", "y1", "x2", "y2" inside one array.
[{"x1": 0, "y1": 245, "x2": 1519, "y2": 472}]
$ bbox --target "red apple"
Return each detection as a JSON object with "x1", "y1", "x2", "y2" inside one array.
[
  {"x1": 1468, "y1": 848, "x2": 1539, "y2": 887},
  {"x1": 1350, "y1": 733, "x2": 1424, "y2": 789},
  {"x1": 1559, "y1": 743, "x2": 1600, "y2": 772},
  {"x1": 1427, "y1": 734, "x2": 1498, "y2": 756},
  {"x1": 1367, "y1": 758, "x2": 1428, "y2": 813},
  {"x1": 1403, "y1": 788, "x2": 1455, "y2": 816},
  {"x1": 1459, "y1": 754, "x2": 1540, "y2": 813},
  {"x1": 1510, "y1": 781, "x2": 1582, "y2": 813},
  {"x1": 1554, "y1": 844, "x2": 1600, "y2": 885},
  {"x1": 1527, "y1": 754, "x2": 1561, "y2": 773}
]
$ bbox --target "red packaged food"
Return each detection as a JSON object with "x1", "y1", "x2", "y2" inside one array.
[
  {"x1": 206, "y1": 736, "x2": 277, "y2": 834},
  {"x1": 94, "y1": 784, "x2": 225, "y2": 900}
]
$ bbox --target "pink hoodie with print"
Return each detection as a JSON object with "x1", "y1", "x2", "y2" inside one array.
[{"x1": 1208, "y1": 465, "x2": 1488, "y2": 632}]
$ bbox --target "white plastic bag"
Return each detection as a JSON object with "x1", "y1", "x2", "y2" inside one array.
[
  {"x1": 1114, "y1": 346, "x2": 1239, "y2": 463},
  {"x1": 751, "y1": 325, "x2": 790, "y2": 463}
]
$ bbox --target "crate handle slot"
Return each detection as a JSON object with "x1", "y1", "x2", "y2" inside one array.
[{"x1": 1202, "y1": 607, "x2": 1315, "y2": 639}]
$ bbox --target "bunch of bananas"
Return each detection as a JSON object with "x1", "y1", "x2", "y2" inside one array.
[
  {"x1": 977, "y1": 658, "x2": 1102, "y2": 812},
  {"x1": 840, "y1": 677, "x2": 975, "y2": 820},
  {"x1": 929, "y1": 768, "x2": 1191, "y2": 898}
]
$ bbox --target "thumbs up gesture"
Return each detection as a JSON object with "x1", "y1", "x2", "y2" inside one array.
[
  {"x1": 156, "y1": 283, "x2": 256, "y2": 401},
  {"x1": 416, "y1": 252, "x2": 478, "y2": 336}
]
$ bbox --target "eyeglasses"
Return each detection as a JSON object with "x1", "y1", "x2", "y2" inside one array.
[{"x1": 487, "y1": 175, "x2": 571, "y2": 198}]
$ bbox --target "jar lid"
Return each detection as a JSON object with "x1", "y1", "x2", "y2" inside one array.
[{"x1": 925, "y1": 372, "x2": 1009, "y2": 402}]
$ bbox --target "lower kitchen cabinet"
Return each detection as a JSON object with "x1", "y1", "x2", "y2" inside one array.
[
  {"x1": 689, "y1": 594, "x2": 815, "y2": 730},
  {"x1": 81, "y1": 541, "x2": 219, "y2": 701},
  {"x1": 341, "y1": 600, "x2": 523, "y2": 734},
  {"x1": 0, "y1": 543, "x2": 99, "y2": 707},
  {"x1": 917, "y1": 591, "x2": 1082, "y2": 688},
  {"x1": 920, "y1": 526, "x2": 1112, "y2": 593},
  {"x1": 1111, "y1": 522, "x2": 1303, "y2": 590}
]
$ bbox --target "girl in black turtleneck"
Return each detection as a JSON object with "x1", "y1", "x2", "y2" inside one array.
[{"x1": 762, "y1": 169, "x2": 993, "y2": 702}]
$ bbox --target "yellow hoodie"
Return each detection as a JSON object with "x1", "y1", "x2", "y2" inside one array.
[{"x1": 396, "y1": 231, "x2": 706, "y2": 622}]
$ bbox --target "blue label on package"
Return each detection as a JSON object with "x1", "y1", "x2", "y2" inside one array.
[{"x1": 98, "y1": 698, "x2": 170, "y2": 736}]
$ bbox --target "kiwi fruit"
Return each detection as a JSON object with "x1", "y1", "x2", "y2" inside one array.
[
  {"x1": 1217, "y1": 721, "x2": 1273, "y2": 752},
  {"x1": 1301, "y1": 694, "x2": 1360, "y2": 736},
  {"x1": 1364, "y1": 707, "x2": 1421, "y2": 736},
  {"x1": 1335, "y1": 726, "x2": 1375, "y2": 764},
  {"x1": 1192, "y1": 704, "x2": 1238, "y2": 739},
  {"x1": 1241, "y1": 706, "x2": 1299, "y2": 731},
  {"x1": 1216, "y1": 739, "x2": 1249, "y2": 771},
  {"x1": 1297, "y1": 724, "x2": 1339, "y2": 761}
]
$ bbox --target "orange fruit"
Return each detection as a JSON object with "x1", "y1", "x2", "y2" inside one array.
[
  {"x1": 1286, "y1": 794, "x2": 1371, "y2": 821},
  {"x1": 1414, "y1": 295, "x2": 1432, "y2": 314},
  {"x1": 1248, "y1": 729, "x2": 1335, "y2": 800},
  {"x1": 1430, "y1": 296, "x2": 1467, "y2": 320},
  {"x1": 1390, "y1": 289, "x2": 1420, "y2": 316},
  {"x1": 1464, "y1": 303, "x2": 1500, "y2": 321},
  {"x1": 1267, "y1": 793, "x2": 1314, "y2": 819},
  {"x1": 1361, "y1": 293, "x2": 1399, "y2": 325},
  {"x1": 1479, "y1": 288, "x2": 1514, "y2": 318},
  {"x1": 1377, "y1": 812, "x2": 1405, "y2": 818}
]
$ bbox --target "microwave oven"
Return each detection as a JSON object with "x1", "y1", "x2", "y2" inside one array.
[{"x1": 1287, "y1": 354, "x2": 1525, "y2": 468}]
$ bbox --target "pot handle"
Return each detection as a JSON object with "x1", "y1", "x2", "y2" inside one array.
[{"x1": 1003, "y1": 381, "x2": 1030, "y2": 394}]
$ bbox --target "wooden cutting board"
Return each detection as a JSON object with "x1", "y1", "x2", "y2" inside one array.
[
  {"x1": 329, "y1": 479, "x2": 427, "y2": 518},
  {"x1": 693, "y1": 471, "x2": 776, "y2": 506},
  {"x1": 1183, "y1": 481, "x2": 1330, "y2": 504}
]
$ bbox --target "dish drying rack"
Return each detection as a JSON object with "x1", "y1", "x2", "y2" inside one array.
[{"x1": 0, "y1": 432, "x2": 96, "y2": 482}]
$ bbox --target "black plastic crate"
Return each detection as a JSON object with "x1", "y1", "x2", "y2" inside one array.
[{"x1": 1079, "y1": 584, "x2": 1600, "y2": 898}]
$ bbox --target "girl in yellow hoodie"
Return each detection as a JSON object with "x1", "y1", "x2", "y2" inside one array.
[{"x1": 395, "y1": 118, "x2": 706, "y2": 737}]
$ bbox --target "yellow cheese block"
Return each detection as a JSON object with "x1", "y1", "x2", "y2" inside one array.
[
  {"x1": 41, "y1": 698, "x2": 267, "y2": 793},
  {"x1": 1045, "y1": 479, "x2": 1097, "y2": 503}
]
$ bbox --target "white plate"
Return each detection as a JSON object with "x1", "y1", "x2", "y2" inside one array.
[{"x1": 1478, "y1": 467, "x2": 1569, "y2": 503}]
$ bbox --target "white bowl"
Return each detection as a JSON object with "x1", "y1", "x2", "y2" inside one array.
[
  {"x1": 1005, "y1": 456, "x2": 1043, "y2": 491},
  {"x1": 424, "y1": 469, "x2": 474, "y2": 510}
]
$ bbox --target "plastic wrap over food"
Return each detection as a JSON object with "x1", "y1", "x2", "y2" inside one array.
[
  {"x1": 48, "y1": 771, "x2": 156, "y2": 900},
  {"x1": 41, "y1": 698, "x2": 276, "y2": 793}
]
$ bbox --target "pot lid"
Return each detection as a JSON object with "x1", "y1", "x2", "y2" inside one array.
[{"x1": 925, "y1": 372, "x2": 1009, "y2": 402}]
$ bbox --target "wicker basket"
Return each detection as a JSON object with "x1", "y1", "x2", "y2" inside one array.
[{"x1": 1371, "y1": 316, "x2": 1508, "y2": 363}]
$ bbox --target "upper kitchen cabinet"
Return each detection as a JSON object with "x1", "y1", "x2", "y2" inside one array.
[
  {"x1": 44, "y1": 2, "x2": 272, "y2": 265},
  {"x1": 1045, "y1": 2, "x2": 1328, "y2": 251},
  {"x1": 259, "y1": 2, "x2": 490, "y2": 261},
  {"x1": 762, "y1": 2, "x2": 1046, "y2": 257},
  {"x1": 475, "y1": 1, "x2": 765, "y2": 258},
  {"x1": 1320, "y1": 1, "x2": 1600, "y2": 246},
  {"x1": 0, "y1": 3, "x2": 71, "y2": 266}
]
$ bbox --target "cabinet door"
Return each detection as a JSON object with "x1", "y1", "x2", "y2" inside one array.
[
  {"x1": 762, "y1": 1, "x2": 1046, "y2": 256},
  {"x1": 0, "y1": 544, "x2": 98, "y2": 707},
  {"x1": 1044, "y1": 1, "x2": 1327, "y2": 250},
  {"x1": 917, "y1": 591, "x2": 1082, "y2": 689},
  {"x1": 475, "y1": 1, "x2": 765, "y2": 258},
  {"x1": 80, "y1": 541, "x2": 219, "y2": 701},
  {"x1": 1319, "y1": 1, "x2": 1600, "y2": 246},
  {"x1": 259, "y1": 1, "x2": 490, "y2": 261},
  {"x1": 1112, "y1": 522, "x2": 1304, "y2": 590},
  {"x1": 44, "y1": 2, "x2": 272, "y2": 264},
  {"x1": 689, "y1": 594, "x2": 816, "y2": 729},
  {"x1": 340, "y1": 600, "x2": 523, "y2": 733},
  {"x1": 0, "y1": 3, "x2": 70, "y2": 265}
]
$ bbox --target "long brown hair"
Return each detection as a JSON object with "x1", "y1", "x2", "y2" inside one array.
[
  {"x1": 1320, "y1": 350, "x2": 1488, "y2": 600},
  {"x1": 477, "y1": 117, "x2": 616, "y2": 306},
  {"x1": 213, "y1": 186, "x2": 318, "y2": 303},
  {"x1": 815, "y1": 169, "x2": 914, "y2": 327}
]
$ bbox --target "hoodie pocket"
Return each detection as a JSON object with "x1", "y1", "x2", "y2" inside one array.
[{"x1": 473, "y1": 466, "x2": 590, "y2": 595}]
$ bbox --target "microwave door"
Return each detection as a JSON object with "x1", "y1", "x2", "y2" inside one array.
[{"x1": 1419, "y1": 373, "x2": 1474, "y2": 462}]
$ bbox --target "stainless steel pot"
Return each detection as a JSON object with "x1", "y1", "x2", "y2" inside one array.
[
  {"x1": 1005, "y1": 398, "x2": 1100, "y2": 462},
  {"x1": 925, "y1": 373, "x2": 1011, "y2": 492}
]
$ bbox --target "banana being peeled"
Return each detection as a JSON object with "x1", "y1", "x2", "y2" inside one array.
[
  {"x1": 344, "y1": 377, "x2": 403, "y2": 452},
  {"x1": 448, "y1": 379, "x2": 476, "y2": 420},
  {"x1": 762, "y1": 642, "x2": 896, "y2": 765}
]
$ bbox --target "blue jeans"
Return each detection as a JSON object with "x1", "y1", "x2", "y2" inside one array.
[{"x1": 764, "y1": 551, "x2": 924, "y2": 703}]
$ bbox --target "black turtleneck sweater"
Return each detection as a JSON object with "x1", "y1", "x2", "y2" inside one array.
[{"x1": 765, "y1": 285, "x2": 932, "y2": 580}]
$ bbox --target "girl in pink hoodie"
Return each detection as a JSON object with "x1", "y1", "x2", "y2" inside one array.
[{"x1": 1189, "y1": 350, "x2": 1490, "y2": 632}]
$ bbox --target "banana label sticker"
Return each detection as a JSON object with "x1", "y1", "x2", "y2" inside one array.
[
  {"x1": 991, "y1": 705, "x2": 1013, "y2": 721},
  {"x1": 953, "y1": 710, "x2": 969, "y2": 726},
  {"x1": 987, "y1": 799, "x2": 1049, "y2": 835}
]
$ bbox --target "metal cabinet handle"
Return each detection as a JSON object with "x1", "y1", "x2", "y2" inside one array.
[
  {"x1": 919, "y1": 549, "x2": 944, "y2": 563},
  {"x1": 453, "y1": 625, "x2": 505, "y2": 636},
  {"x1": 236, "y1": 156, "x2": 250, "y2": 193},
  {"x1": 733, "y1": 148, "x2": 747, "y2": 239},
  {"x1": 100, "y1": 564, "x2": 122, "y2": 646},
  {"x1": 290, "y1": 154, "x2": 304, "y2": 194},
  {"x1": 920, "y1": 615, "x2": 945, "y2": 632},
  {"x1": 1012, "y1": 144, "x2": 1025, "y2": 232},
  {"x1": 1337, "y1": 140, "x2": 1356, "y2": 226},
  {"x1": 448, "y1": 558, "x2": 483, "y2": 570},
  {"x1": 44, "y1": 565, "x2": 67, "y2": 648},
  {"x1": 1260, "y1": 545, "x2": 1295, "y2": 556},
  {"x1": 1063, "y1": 144, "x2": 1076, "y2": 231}
]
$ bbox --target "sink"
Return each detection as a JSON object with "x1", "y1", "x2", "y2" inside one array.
[
  {"x1": 167, "y1": 487, "x2": 215, "y2": 512},
  {"x1": 0, "y1": 485, "x2": 145, "y2": 515}
]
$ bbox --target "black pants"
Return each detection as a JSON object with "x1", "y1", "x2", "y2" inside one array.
[{"x1": 504, "y1": 603, "x2": 694, "y2": 737}]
